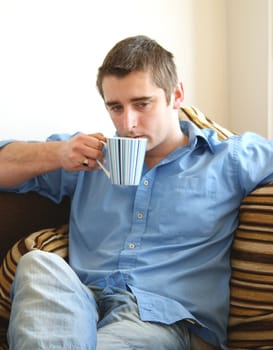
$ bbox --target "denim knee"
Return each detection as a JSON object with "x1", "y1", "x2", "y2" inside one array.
[
  {"x1": 9, "y1": 250, "x2": 99, "y2": 350},
  {"x1": 13, "y1": 250, "x2": 60, "y2": 282},
  {"x1": 16, "y1": 249, "x2": 65, "y2": 272}
]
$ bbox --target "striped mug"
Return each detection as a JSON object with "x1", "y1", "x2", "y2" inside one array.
[{"x1": 97, "y1": 137, "x2": 147, "y2": 186}]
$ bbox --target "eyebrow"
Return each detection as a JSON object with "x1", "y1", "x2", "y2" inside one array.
[{"x1": 105, "y1": 96, "x2": 153, "y2": 107}]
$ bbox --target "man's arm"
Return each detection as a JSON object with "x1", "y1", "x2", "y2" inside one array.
[{"x1": 0, "y1": 133, "x2": 106, "y2": 186}]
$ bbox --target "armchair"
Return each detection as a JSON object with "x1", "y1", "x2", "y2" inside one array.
[{"x1": 0, "y1": 106, "x2": 272, "y2": 349}]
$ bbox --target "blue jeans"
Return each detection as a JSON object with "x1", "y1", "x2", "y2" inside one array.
[{"x1": 8, "y1": 250, "x2": 191, "y2": 350}]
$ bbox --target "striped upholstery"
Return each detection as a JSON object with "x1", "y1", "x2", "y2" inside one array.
[
  {"x1": 179, "y1": 105, "x2": 234, "y2": 140},
  {"x1": 0, "y1": 224, "x2": 68, "y2": 320},
  {"x1": 0, "y1": 327, "x2": 8, "y2": 350},
  {"x1": 228, "y1": 184, "x2": 273, "y2": 349}
]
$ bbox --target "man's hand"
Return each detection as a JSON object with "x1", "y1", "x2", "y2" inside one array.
[
  {"x1": 59, "y1": 133, "x2": 106, "y2": 171},
  {"x1": 0, "y1": 132, "x2": 107, "y2": 186},
  {"x1": 60, "y1": 133, "x2": 106, "y2": 171}
]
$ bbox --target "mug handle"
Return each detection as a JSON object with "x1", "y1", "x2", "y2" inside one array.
[
  {"x1": 96, "y1": 159, "x2": 110, "y2": 178},
  {"x1": 96, "y1": 141, "x2": 110, "y2": 178}
]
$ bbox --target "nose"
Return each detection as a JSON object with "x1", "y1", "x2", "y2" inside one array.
[{"x1": 123, "y1": 109, "x2": 137, "y2": 134}]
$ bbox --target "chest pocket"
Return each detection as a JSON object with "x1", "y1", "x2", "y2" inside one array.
[{"x1": 151, "y1": 175, "x2": 217, "y2": 244}]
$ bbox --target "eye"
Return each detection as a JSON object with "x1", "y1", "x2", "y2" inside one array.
[
  {"x1": 138, "y1": 102, "x2": 148, "y2": 108},
  {"x1": 135, "y1": 101, "x2": 151, "y2": 110},
  {"x1": 109, "y1": 105, "x2": 123, "y2": 113}
]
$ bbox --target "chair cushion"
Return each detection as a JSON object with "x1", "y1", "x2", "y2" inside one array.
[
  {"x1": 0, "y1": 224, "x2": 68, "y2": 321},
  {"x1": 179, "y1": 105, "x2": 234, "y2": 140},
  {"x1": 228, "y1": 184, "x2": 273, "y2": 349}
]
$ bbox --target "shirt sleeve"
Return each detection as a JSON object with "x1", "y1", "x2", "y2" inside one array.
[
  {"x1": 0, "y1": 133, "x2": 80, "y2": 203},
  {"x1": 0, "y1": 139, "x2": 18, "y2": 148},
  {"x1": 236, "y1": 132, "x2": 273, "y2": 194}
]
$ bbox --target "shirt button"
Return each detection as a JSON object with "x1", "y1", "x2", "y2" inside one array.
[
  {"x1": 144, "y1": 179, "x2": 149, "y2": 186},
  {"x1": 137, "y1": 212, "x2": 143, "y2": 219},
  {"x1": 128, "y1": 243, "x2": 136, "y2": 249}
]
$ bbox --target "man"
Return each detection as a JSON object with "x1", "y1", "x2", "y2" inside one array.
[{"x1": 1, "y1": 35, "x2": 273, "y2": 350}]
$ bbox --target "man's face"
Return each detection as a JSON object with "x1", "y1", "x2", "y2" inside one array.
[{"x1": 102, "y1": 71, "x2": 181, "y2": 154}]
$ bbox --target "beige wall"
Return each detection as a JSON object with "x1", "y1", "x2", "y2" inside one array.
[
  {"x1": 190, "y1": 0, "x2": 228, "y2": 126},
  {"x1": 227, "y1": 0, "x2": 273, "y2": 137},
  {"x1": 190, "y1": 0, "x2": 273, "y2": 137}
]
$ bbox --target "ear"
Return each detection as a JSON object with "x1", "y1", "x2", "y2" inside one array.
[{"x1": 172, "y1": 82, "x2": 184, "y2": 109}]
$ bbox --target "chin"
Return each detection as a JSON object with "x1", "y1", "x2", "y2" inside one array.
[{"x1": 145, "y1": 143, "x2": 153, "y2": 152}]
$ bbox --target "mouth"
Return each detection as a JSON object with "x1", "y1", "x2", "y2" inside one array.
[
  {"x1": 122, "y1": 132, "x2": 148, "y2": 140},
  {"x1": 130, "y1": 135, "x2": 147, "y2": 139}
]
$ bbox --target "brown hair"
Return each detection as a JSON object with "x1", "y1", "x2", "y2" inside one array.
[{"x1": 96, "y1": 35, "x2": 178, "y2": 104}]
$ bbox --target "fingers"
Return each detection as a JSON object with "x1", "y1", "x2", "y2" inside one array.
[
  {"x1": 88, "y1": 133, "x2": 106, "y2": 144},
  {"x1": 61, "y1": 133, "x2": 107, "y2": 172},
  {"x1": 80, "y1": 133, "x2": 106, "y2": 168}
]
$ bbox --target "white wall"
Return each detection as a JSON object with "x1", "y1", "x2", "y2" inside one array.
[
  {"x1": 2, "y1": 1, "x2": 271, "y2": 141},
  {"x1": 0, "y1": 0, "x2": 187, "y2": 140},
  {"x1": 0, "y1": 0, "x2": 229, "y2": 140}
]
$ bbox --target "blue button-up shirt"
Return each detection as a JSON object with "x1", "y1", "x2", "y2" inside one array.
[{"x1": 2, "y1": 120, "x2": 273, "y2": 349}]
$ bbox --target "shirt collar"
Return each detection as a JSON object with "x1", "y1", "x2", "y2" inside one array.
[
  {"x1": 180, "y1": 120, "x2": 217, "y2": 154},
  {"x1": 113, "y1": 120, "x2": 218, "y2": 155}
]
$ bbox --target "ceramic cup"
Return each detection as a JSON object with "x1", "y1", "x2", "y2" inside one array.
[{"x1": 97, "y1": 137, "x2": 147, "y2": 186}]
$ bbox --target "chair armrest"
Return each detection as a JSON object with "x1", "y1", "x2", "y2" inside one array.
[{"x1": 0, "y1": 191, "x2": 70, "y2": 263}]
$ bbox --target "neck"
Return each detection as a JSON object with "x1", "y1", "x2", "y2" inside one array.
[{"x1": 145, "y1": 131, "x2": 188, "y2": 169}]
